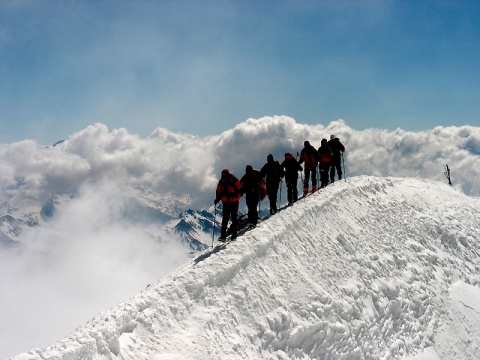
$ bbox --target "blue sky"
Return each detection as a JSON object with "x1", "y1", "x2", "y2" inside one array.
[{"x1": 1, "y1": 0, "x2": 479, "y2": 145}]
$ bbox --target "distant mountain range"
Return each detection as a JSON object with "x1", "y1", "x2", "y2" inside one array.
[{"x1": 0, "y1": 185, "x2": 219, "y2": 252}]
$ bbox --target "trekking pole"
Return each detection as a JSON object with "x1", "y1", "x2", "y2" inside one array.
[
  {"x1": 212, "y1": 204, "x2": 217, "y2": 247},
  {"x1": 258, "y1": 198, "x2": 261, "y2": 214},
  {"x1": 342, "y1": 152, "x2": 347, "y2": 182},
  {"x1": 297, "y1": 152, "x2": 304, "y2": 182},
  {"x1": 279, "y1": 179, "x2": 282, "y2": 205},
  {"x1": 258, "y1": 184, "x2": 261, "y2": 215}
]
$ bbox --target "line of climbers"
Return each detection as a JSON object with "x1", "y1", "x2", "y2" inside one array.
[{"x1": 214, "y1": 135, "x2": 345, "y2": 242}]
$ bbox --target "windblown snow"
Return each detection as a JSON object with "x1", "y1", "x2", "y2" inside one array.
[{"x1": 12, "y1": 176, "x2": 480, "y2": 360}]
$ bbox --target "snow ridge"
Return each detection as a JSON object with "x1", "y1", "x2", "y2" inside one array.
[{"x1": 13, "y1": 176, "x2": 480, "y2": 360}]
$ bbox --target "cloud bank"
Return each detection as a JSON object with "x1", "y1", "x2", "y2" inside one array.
[{"x1": 1, "y1": 117, "x2": 479, "y2": 212}]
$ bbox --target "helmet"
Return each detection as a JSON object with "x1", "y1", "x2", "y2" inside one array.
[
  {"x1": 267, "y1": 154, "x2": 274, "y2": 162},
  {"x1": 330, "y1": 135, "x2": 336, "y2": 140}
]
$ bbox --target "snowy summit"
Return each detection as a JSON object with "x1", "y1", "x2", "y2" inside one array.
[{"x1": 12, "y1": 176, "x2": 480, "y2": 360}]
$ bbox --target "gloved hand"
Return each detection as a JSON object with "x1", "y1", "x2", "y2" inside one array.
[{"x1": 214, "y1": 198, "x2": 219, "y2": 205}]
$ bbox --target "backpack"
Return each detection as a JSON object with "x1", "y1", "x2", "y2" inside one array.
[
  {"x1": 259, "y1": 178, "x2": 267, "y2": 200},
  {"x1": 318, "y1": 146, "x2": 332, "y2": 163},
  {"x1": 302, "y1": 146, "x2": 318, "y2": 164},
  {"x1": 228, "y1": 175, "x2": 241, "y2": 198}
]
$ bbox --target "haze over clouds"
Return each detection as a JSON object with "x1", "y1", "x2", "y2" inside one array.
[{"x1": 1, "y1": 1, "x2": 479, "y2": 144}]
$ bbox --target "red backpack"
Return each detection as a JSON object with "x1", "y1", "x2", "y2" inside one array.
[{"x1": 259, "y1": 178, "x2": 267, "y2": 200}]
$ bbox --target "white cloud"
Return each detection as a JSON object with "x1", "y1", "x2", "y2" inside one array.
[
  {"x1": 0, "y1": 181, "x2": 190, "y2": 356},
  {"x1": 1, "y1": 117, "x2": 479, "y2": 214}
]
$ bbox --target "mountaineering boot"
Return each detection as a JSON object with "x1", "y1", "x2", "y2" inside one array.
[
  {"x1": 312, "y1": 186, "x2": 317, "y2": 193},
  {"x1": 303, "y1": 187, "x2": 308, "y2": 196},
  {"x1": 218, "y1": 236, "x2": 227, "y2": 243}
]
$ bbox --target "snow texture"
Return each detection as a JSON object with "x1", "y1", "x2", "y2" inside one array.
[{"x1": 11, "y1": 176, "x2": 480, "y2": 360}]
